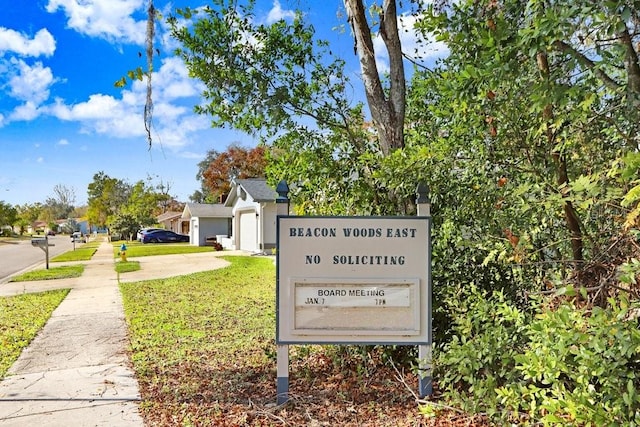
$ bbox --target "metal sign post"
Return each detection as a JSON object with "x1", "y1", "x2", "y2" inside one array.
[
  {"x1": 415, "y1": 182, "x2": 432, "y2": 397},
  {"x1": 275, "y1": 180, "x2": 291, "y2": 405}
]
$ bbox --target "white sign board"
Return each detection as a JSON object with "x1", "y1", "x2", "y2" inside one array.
[{"x1": 277, "y1": 216, "x2": 430, "y2": 344}]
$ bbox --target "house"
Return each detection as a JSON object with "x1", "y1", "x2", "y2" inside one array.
[
  {"x1": 27, "y1": 221, "x2": 47, "y2": 235},
  {"x1": 156, "y1": 211, "x2": 187, "y2": 234},
  {"x1": 224, "y1": 178, "x2": 279, "y2": 253},
  {"x1": 181, "y1": 203, "x2": 233, "y2": 246}
]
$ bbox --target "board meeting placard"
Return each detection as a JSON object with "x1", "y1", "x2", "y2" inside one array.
[{"x1": 276, "y1": 216, "x2": 431, "y2": 344}]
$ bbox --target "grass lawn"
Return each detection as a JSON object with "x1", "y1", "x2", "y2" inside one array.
[
  {"x1": 113, "y1": 241, "x2": 216, "y2": 258},
  {"x1": 115, "y1": 261, "x2": 140, "y2": 274},
  {"x1": 120, "y1": 256, "x2": 421, "y2": 426},
  {"x1": 10, "y1": 264, "x2": 85, "y2": 282},
  {"x1": 0, "y1": 289, "x2": 70, "y2": 378},
  {"x1": 51, "y1": 242, "x2": 99, "y2": 262}
]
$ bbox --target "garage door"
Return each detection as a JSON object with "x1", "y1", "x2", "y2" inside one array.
[{"x1": 239, "y1": 211, "x2": 257, "y2": 252}]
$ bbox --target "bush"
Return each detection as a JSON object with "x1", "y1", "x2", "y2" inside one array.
[
  {"x1": 497, "y1": 296, "x2": 640, "y2": 425},
  {"x1": 434, "y1": 285, "x2": 529, "y2": 419},
  {"x1": 435, "y1": 288, "x2": 640, "y2": 425}
]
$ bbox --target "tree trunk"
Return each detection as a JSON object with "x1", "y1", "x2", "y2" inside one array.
[
  {"x1": 536, "y1": 51, "x2": 584, "y2": 263},
  {"x1": 619, "y1": 26, "x2": 640, "y2": 108},
  {"x1": 344, "y1": 0, "x2": 406, "y2": 155}
]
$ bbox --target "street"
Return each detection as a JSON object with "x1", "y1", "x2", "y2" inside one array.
[{"x1": 0, "y1": 235, "x2": 79, "y2": 283}]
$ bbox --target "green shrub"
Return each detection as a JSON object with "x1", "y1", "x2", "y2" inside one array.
[
  {"x1": 436, "y1": 287, "x2": 640, "y2": 425},
  {"x1": 497, "y1": 296, "x2": 640, "y2": 425},
  {"x1": 434, "y1": 285, "x2": 529, "y2": 419}
]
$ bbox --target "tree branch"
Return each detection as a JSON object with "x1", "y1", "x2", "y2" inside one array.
[{"x1": 553, "y1": 40, "x2": 621, "y2": 91}]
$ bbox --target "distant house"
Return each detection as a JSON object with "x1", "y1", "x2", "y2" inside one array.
[
  {"x1": 181, "y1": 203, "x2": 232, "y2": 246},
  {"x1": 28, "y1": 221, "x2": 47, "y2": 235},
  {"x1": 224, "y1": 178, "x2": 278, "y2": 253},
  {"x1": 156, "y1": 211, "x2": 187, "y2": 234}
]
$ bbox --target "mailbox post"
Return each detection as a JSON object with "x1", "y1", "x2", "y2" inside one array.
[{"x1": 31, "y1": 235, "x2": 55, "y2": 269}]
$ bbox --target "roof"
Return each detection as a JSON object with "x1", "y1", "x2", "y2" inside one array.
[
  {"x1": 156, "y1": 211, "x2": 182, "y2": 222},
  {"x1": 225, "y1": 178, "x2": 278, "y2": 206},
  {"x1": 182, "y1": 203, "x2": 232, "y2": 219}
]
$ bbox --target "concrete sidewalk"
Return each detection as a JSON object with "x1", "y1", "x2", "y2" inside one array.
[{"x1": 0, "y1": 242, "x2": 143, "y2": 426}]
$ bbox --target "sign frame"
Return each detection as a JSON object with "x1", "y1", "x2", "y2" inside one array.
[{"x1": 276, "y1": 215, "x2": 431, "y2": 345}]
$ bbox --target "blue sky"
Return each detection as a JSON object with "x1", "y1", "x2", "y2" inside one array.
[{"x1": 0, "y1": 0, "x2": 444, "y2": 207}]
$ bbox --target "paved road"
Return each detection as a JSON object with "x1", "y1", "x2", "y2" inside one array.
[{"x1": 0, "y1": 235, "x2": 80, "y2": 283}]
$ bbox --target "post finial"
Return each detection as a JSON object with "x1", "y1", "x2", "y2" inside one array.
[
  {"x1": 416, "y1": 182, "x2": 430, "y2": 205},
  {"x1": 276, "y1": 180, "x2": 290, "y2": 203}
]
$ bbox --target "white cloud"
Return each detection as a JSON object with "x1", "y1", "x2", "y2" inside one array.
[
  {"x1": 0, "y1": 27, "x2": 56, "y2": 57},
  {"x1": 373, "y1": 13, "x2": 448, "y2": 73},
  {"x1": 48, "y1": 93, "x2": 144, "y2": 138},
  {"x1": 37, "y1": 157, "x2": 44, "y2": 163},
  {"x1": 146, "y1": 57, "x2": 203, "y2": 101},
  {"x1": 8, "y1": 59, "x2": 55, "y2": 104},
  {"x1": 57, "y1": 138, "x2": 70, "y2": 146},
  {"x1": 45, "y1": 58, "x2": 210, "y2": 145},
  {"x1": 46, "y1": 0, "x2": 147, "y2": 44},
  {"x1": 179, "y1": 151, "x2": 206, "y2": 160},
  {"x1": 64, "y1": 94, "x2": 121, "y2": 120},
  {"x1": 397, "y1": 14, "x2": 448, "y2": 63},
  {"x1": 266, "y1": 0, "x2": 296, "y2": 24},
  {"x1": 10, "y1": 101, "x2": 40, "y2": 121}
]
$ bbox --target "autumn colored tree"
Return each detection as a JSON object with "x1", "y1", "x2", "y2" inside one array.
[{"x1": 201, "y1": 145, "x2": 267, "y2": 202}]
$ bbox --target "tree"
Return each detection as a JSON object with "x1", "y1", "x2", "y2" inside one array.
[
  {"x1": 397, "y1": 0, "x2": 640, "y2": 303},
  {"x1": 169, "y1": 3, "x2": 355, "y2": 142},
  {"x1": 87, "y1": 172, "x2": 131, "y2": 230},
  {"x1": 190, "y1": 149, "x2": 220, "y2": 203},
  {"x1": 344, "y1": 0, "x2": 406, "y2": 154},
  {"x1": 107, "y1": 178, "x2": 178, "y2": 240},
  {"x1": 167, "y1": 0, "x2": 414, "y2": 212},
  {"x1": 15, "y1": 203, "x2": 42, "y2": 235},
  {"x1": 201, "y1": 145, "x2": 267, "y2": 202},
  {"x1": 0, "y1": 201, "x2": 17, "y2": 235},
  {"x1": 109, "y1": 213, "x2": 143, "y2": 241},
  {"x1": 43, "y1": 184, "x2": 76, "y2": 221}
]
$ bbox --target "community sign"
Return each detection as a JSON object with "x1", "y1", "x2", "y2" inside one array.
[{"x1": 276, "y1": 216, "x2": 431, "y2": 344}]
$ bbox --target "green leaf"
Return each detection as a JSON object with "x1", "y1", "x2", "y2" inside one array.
[{"x1": 114, "y1": 77, "x2": 127, "y2": 88}]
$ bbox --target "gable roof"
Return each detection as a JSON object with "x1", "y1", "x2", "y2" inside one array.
[
  {"x1": 182, "y1": 203, "x2": 232, "y2": 219},
  {"x1": 225, "y1": 178, "x2": 278, "y2": 206},
  {"x1": 156, "y1": 211, "x2": 182, "y2": 222}
]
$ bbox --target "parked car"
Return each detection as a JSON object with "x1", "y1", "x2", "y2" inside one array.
[
  {"x1": 142, "y1": 230, "x2": 189, "y2": 244},
  {"x1": 71, "y1": 232, "x2": 86, "y2": 243},
  {"x1": 136, "y1": 227, "x2": 164, "y2": 241},
  {"x1": 136, "y1": 227, "x2": 164, "y2": 242},
  {"x1": 46, "y1": 230, "x2": 56, "y2": 236}
]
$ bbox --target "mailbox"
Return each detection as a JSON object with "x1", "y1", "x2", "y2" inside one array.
[
  {"x1": 31, "y1": 238, "x2": 47, "y2": 247},
  {"x1": 31, "y1": 236, "x2": 54, "y2": 269}
]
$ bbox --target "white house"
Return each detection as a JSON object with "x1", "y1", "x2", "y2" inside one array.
[
  {"x1": 224, "y1": 178, "x2": 278, "y2": 253},
  {"x1": 181, "y1": 203, "x2": 233, "y2": 247}
]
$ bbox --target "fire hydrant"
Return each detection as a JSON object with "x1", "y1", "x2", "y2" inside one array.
[{"x1": 120, "y1": 243, "x2": 127, "y2": 262}]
